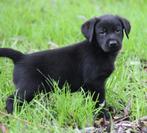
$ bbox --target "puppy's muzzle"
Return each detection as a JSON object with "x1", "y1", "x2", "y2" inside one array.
[
  {"x1": 108, "y1": 40, "x2": 117, "y2": 48},
  {"x1": 107, "y1": 40, "x2": 121, "y2": 51}
]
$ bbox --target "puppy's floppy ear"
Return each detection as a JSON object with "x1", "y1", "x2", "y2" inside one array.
[
  {"x1": 117, "y1": 16, "x2": 131, "y2": 39},
  {"x1": 81, "y1": 17, "x2": 98, "y2": 42}
]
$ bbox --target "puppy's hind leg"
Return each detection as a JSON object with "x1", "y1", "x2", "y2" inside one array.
[
  {"x1": 6, "y1": 95, "x2": 15, "y2": 114},
  {"x1": 6, "y1": 80, "x2": 41, "y2": 114}
]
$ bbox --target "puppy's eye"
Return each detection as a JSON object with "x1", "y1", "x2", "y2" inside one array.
[
  {"x1": 115, "y1": 29, "x2": 121, "y2": 33},
  {"x1": 99, "y1": 29, "x2": 107, "y2": 35},
  {"x1": 99, "y1": 31, "x2": 106, "y2": 35}
]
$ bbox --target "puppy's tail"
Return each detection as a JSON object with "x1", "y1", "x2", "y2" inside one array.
[{"x1": 0, "y1": 48, "x2": 24, "y2": 63}]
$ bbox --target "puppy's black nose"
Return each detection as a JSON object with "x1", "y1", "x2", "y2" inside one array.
[{"x1": 108, "y1": 40, "x2": 117, "y2": 48}]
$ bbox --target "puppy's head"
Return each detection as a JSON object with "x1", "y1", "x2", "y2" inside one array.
[{"x1": 81, "y1": 14, "x2": 131, "y2": 52}]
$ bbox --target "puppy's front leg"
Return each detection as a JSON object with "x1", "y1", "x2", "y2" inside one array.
[
  {"x1": 85, "y1": 86, "x2": 110, "y2": 119},
  {"x1": 83, "y1": 82, "x2": 105, "y2": 104},
  {"x1": 92, "y1": 88, "x2": 105, "y2": 108}
]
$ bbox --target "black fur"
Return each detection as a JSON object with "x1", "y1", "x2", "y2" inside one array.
[{"x1": 0, "y1": 14, "x2": 131, "y2": 114}]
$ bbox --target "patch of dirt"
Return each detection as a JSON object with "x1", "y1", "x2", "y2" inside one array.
[{"x1": 75, "y1": 116, "x2": 147, "y2": 133}]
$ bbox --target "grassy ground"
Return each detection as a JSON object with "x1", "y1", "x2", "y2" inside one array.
[{"x1": 0, "y1": 0, "x2": 147, "y2": 132}]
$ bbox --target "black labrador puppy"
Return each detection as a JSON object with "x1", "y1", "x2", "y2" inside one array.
[{"x1": 0, "y1": 14, "x2": 131, "y2": 114}]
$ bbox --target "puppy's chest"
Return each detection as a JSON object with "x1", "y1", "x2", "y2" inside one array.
[
  {"x1": 94, "y1": 63, "x2": 114, "y2": 78},
  {"x1": 84, "y1": 58, "x2": 115, "y2": 81},
  {"x1": 99, "y1": 59, "x2": 114, "y2": 76}
]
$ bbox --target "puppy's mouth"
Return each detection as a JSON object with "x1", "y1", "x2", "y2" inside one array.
[{"x1": 109, "y1": 45, "x2": 121, "y2": 52}]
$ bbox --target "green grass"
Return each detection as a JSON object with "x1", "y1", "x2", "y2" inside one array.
[
  {"x1": 3, "y1": 82, "x2": 96, "y2": 132},
  {"x1": 0, "y1": 0, "x2": 147, "y2": 132}
]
